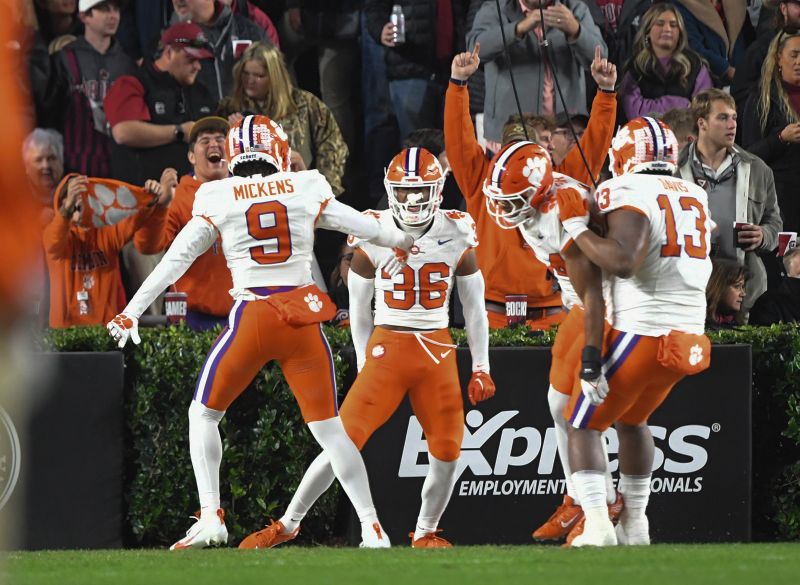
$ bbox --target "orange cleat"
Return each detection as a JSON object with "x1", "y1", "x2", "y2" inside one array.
[
  {"x1": 238, "y1": 520, "x2": 299, "y2": 549},
  {"x1": 565, "y1": 491, "x2": 625, "y2": 547},
  {"x1": 532, "y1": 495, "x2": 584, "y2": 541},
  {"x1": 409, "y1": 529, "x2": 453, "y2": 548}
]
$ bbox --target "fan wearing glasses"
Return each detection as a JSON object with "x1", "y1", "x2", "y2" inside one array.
[{"x1": 551, "y1": 113, "x2": 588, "y2": 168}]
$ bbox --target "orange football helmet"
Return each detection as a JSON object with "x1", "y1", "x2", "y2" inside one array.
[
  {"x1": 384, "y1": 147, "x2": 445, "y2": 226},
  {"x1": 225, "y1": 114, "x2": 291, "y2": 174},
  {"x1": 608, "y1": 116, "x2": 679, "y2": 178},
  {"x1": 482, "y1": 141, "x2": 553, "y2": 229}
]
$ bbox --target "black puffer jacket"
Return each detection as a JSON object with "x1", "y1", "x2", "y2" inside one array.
[
  {"x1": 742, "y1": 84, "x2": 800, "y2": 232},
  {"x1": 365, "y1": 0, "x2": 466, "y2": 81}
]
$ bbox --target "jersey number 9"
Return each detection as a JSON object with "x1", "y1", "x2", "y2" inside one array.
[{"x1": 246, "y1": 201, "x2": 292, "y2": 265}]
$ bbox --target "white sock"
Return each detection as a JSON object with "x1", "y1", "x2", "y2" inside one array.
[
  {"x1": 572, "y1": 470, "x2": 611, "y2": 533},
  {"x1": 414, "y1": 455, "x2": 457, "y2": 540},
  {"x1": 600, "y1": 436, "x2": 616, "y2": 505},
  {"x1": 188, "y1": 401, "x2": 225, "y2": 516},
  {"x1": 619, "y1": 473, "x2": 651, "y2": 523},
  {"x1": 279, "y1": 451, "x2": 336, "y2": 533},
  {"x1": 307, "y1": 417, "x2": 379, "y2": 532},
  {"x1": 548, "y1": 386, "x2": 578, "y2": 503}
]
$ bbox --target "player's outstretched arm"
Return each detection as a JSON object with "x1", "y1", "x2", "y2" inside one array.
[
  {"x1": 456, "y1": 251, "x2": 494, "y2": 406},
  {"x1": 317, "y1": 198, "x2": 413, "y2": 252},
  {"x1": 107, "y1": 216, "x2": 217, "y2": 348},
  {"x1": 557, "y1": 189, "x2": 649, "y2": 279},
  {"x1": 348, "y1": 252, "x2": 377, "y2": 372}
]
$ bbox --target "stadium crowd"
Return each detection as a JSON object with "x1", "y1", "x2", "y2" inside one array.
[
  {"x1": 7, "y1": 0, "x2": 800, "y2": 549},
  {"x1": 14, "y1": 0, "x2": 800, "y2": 331}
]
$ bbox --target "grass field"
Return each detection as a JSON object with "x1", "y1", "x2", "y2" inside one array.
[{"x1": 3, "y1": 544, "x2": 800, "y2": 585}]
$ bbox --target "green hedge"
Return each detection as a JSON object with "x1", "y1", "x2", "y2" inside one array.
[{"x1": 40, "y1": 323, "x2": 800, "y2": 543}]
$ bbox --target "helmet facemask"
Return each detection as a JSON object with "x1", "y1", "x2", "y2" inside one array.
[
  {"x1": 386, "y1": 180, "x2": 443, "y2": 227},
  {"x1": 483, "y1": 184, "x2": 536, "y2": 229}
]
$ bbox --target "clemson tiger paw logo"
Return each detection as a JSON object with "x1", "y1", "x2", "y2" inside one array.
[
  {"x1": 522, "y1": 156, "x2": 548, "y2": 186},
  {"x1": 87, "y1": 184, "x2": 139, "y2": 227},
  {"x1": 372, "y1": 344, "x2": 386, "y2": 358},
  {"x1": 689, "y1": 344, "x2": 703, "y2": 366},
  {"x1": 304, "y1": 294, "x2": 323, "y2": 313}
]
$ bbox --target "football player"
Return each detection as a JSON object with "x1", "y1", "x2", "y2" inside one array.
[
  {"x1": 238, "y1": 147, "x2": 495, "y2": 549},
  {"x1": 557, "y1": 117, "x2": 713, "y2": 546},
  {"x1": 107, "y1": 115, "x2": 415, "y2": 549},
  {"x1": 482, "y1": 142, "x2": 622, "y2": 545}
]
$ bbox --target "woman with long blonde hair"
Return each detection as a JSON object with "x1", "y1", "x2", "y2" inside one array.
[
  {"x1": 217, "y1": 42, "x2": 347, "y2": 195},
  {"x1": 618, "y1": 2, "x2": 712, "y2": 123},
  {"x1": 743, "y1": 29, "x2": 800, "y2": 232}
]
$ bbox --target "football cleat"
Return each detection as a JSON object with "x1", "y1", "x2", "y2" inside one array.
[
  {"x1": 409, "y1": 529, "x2": 453, "y2": 548},
  {"x1": 616, "y1": 515, "x2": 650, "y2": 545},
  {"x1": 360, "y1": 522, "x2": 391, "y2": 548},
  {"x1": 570, "y1": 517, "x2": 618, "y2": 548},
  {"x1": 238, "y1": 520, "x2": 299, "y2": 549},
  {"x1": 565, "y1": 491, "x2": 625, "y2": 547},
  {"x1": 532, "y1": 495, "x2": 584, "y2": 541},
  {"x1": 170, "y1": 509, "x2": 228, "y2": 550}
]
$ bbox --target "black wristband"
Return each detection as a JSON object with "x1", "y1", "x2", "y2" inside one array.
[
  {"x1": 580, "y1": 346, "x2": 602, "y2": 381},
  {"x1": 449, "y1": 77, "x2": 468, "y2": 87},
  {"x1": 599, "y1": 87, "x2": 615, "y2": 94}
]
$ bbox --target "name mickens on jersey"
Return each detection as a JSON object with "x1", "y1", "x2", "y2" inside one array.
[{"x1": 233, "y1": 178, "x2": 295, "y2": 200}]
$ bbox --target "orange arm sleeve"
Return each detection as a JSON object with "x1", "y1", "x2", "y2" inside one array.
[
  {"x1": 444, "y1": 82, "x2": 490, "y2": 205},
  {"x1": 41, "y1": 214, "x2": 74, "y2": 260},
  {"x1": 557, "y1": 90, "x2": 617, "y2": 186}
]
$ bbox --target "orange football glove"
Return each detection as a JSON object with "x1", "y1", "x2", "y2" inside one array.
[
  {"x1": 556, "y1": 188, "x2": 589, "y2": 222},
  {"x1": 468, "y1": 371, "x2": 496, "y2": 406},
  {"x1": 556, "y1": 188, "x2": 590, "y2": 239}
]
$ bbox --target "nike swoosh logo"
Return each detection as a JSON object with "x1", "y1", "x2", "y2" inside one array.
[
  {"x1": 440, "y1": 350, "x2": 452, "y2": 358},
  {"x1": 438, "y1": 238, "x2": 453, "y2": 245},
  {"x1": 560, "y1": 517, "x2": 579, "y2": 528}
]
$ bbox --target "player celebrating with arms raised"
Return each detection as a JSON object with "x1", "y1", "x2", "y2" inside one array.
[
  {"x1": 239, "y1": 147, "x2": 495, "y2": 549},
  {"x1": 107, "y1": 115, "x2": 414, "y2": 549},
  {"x1": 482, "y1": 142, "x2": 621, "y2": 545},
  {"x1": 557, "y1": 117, "x2": 713, "y2": 546}
]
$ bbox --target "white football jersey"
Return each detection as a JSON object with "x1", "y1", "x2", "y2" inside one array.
[
  {"x1": 595, "y1": 173, "x2": 712, "y2": 335},
  {"x1": 351, "y1": 209, "x2": 478, "y2": 330},
  {"x1": 518, "y1": 173, "x2": 589, "y2": 310},
  {"x1": 192, "y1": 169, "x2": 332, "y2": 293}
]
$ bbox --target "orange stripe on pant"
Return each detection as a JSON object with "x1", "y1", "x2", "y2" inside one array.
[
  {"x1": 193, "y1": 299, "x2": 338, "y2": 422},
  {"x1": 340, "y1": 327, "x2": 464, "y2": 462},
  {"x1": 564, "y1": 329, "x2": 685, "y2": 431}
]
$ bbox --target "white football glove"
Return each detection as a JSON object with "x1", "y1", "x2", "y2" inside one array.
[
  {"x1": 580, "y1": 375, "x2": 609, "y2": 406},
  {"x1": 579, "y1": 346, "x2": 608, "y2": 405},
  {"x1": 379, "y1": 245, "x2": 411, "y2": 277},
  {"x1": 107, "y1": 313, "x2": 141, "y2": 349}
]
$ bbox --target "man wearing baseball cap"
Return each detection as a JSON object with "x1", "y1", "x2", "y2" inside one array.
[
  {"x1": 133, "y1": 116, "x2": 234, "y2": 330},
  {"x1": 104, "y1": 21, "x2": 217, "y2": 185},
  {"x1": 44, "y1": 0, "x2": 134, "y2": 177},
  {"x1": 104, "y1": 22, "x2": 218, "y2": 308}
]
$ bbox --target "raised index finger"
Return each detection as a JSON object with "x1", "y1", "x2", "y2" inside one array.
[
  {"x1": 472, "y1": 41, "x2": 480, "y2": 60},
  {"x1": 594, "y1": 45, "x2": 601, "y2": 62}
]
